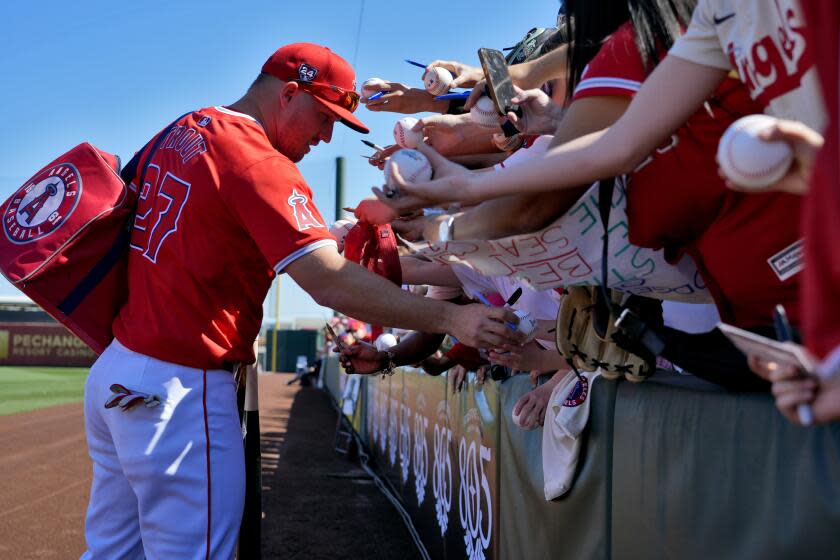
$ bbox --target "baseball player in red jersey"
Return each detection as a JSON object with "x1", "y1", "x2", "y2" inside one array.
[{"x1": 81, "y1": 43, "x2": 521, "y2": 559}]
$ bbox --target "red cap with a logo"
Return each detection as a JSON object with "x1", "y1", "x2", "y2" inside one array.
[{"x1": 262, "y1": 43, "x2": 369, "y2": 134}]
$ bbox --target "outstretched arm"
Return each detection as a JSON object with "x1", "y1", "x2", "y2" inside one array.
[
  {"x1": 380, "y1": 56, "x2": 727, "y2": 212},
  {"x1": 338, "y1": 331, "x2": 449, "y2": 375},
  {"x1": 286, "y1": 246, "x2": 521, "y2": 349},
  {"x1": 399, "y1": 256, "x2": 461, "y2": 287},
  {"x1": 464, "y1": 45, "x2": 570, "y2": 109},
  {"x1": 448, "y1": 95, "x2": 630, "y2": 239}
]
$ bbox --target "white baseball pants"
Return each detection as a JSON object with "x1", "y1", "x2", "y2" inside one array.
[{"x1": 81, "y1": 339, "x2": 245, "y2": 560}]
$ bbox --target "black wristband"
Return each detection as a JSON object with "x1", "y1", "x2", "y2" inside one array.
[{"x1": 378, "y1": 350, "x2": 397, "y2": 376}]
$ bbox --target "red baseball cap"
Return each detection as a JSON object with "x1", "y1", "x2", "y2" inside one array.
[{"x1": 262, "y1": 43, "x2": 369, "y2": 134}]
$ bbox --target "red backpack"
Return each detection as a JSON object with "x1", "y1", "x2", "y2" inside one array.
[
  {"x1": 343, "y1": 221, "x2": 403, "y2": 341},
  {"x1": 0, "y1": 117, "x2": 183, "y2": 353}
]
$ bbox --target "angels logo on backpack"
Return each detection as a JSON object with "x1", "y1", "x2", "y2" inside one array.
[
  {"x1": 4, "y1": 163, "x2": 83, "y2": 244},
  {"x1": 0, "y1": 143, "x2": 134, "y2": 354},
  {"x1": 0, "y1": 115, "x2": 185, "y2": 353}
]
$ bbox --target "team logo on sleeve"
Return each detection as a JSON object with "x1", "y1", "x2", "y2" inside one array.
[
  {"x1": 287, "y1": 189, "x2": 324, "y2": 231},
  {"x1": 563, "y1": 376, "x2": 589, "y2": 407},
  {"x1": 4, "y1": 163, "x2": 82, "y2": 244},
  {"x1": 298, "y1": 63, "x2": 319, "y2": 82}
]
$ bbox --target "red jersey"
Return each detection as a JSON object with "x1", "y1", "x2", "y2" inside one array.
[
  {"x1": 800, "y1": 0, "x2": 840, "y2": 360},
  {"x1": 113, "y1": 106, "x2": 336, "y2": 369},
  {"x1": 573, "y1": 23, "x2": 803, "y2": 328},
  {"x1": 669, "y1": 0, "x2": 825, "y2": 131}
]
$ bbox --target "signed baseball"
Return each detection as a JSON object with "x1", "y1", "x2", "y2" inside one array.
[
  {"x1": 423, "y1": 67, "x2": 453, "y2": 96},
  {"x1": 374, "y1": 333, "x2": 398, "y2": 351},
  {"x1": 361, "y1": 77, "x2": 387, "y2": 100},
  {"x1": 717, "y1": 114, "x2": 794, "y2": 190},
  {"x1": 512, "y1": 309, "x2": 537, "y2": 341},
  {"x1": 470, "y1": 96, "x2": 500, "y2": 128},
  {"x1": 383, "y1": 149, "x2": 433, "y2": 196},
  {"x1": 329, "y1": 217, "x2": 357, "y2": 253},
  {"x1": 393, "y1": 117, "x2": 424, "y2": 148}
]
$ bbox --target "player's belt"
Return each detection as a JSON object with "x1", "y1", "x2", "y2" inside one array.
[{"x1": 220, "y1": 361, "x2": 240, "y2": 374}]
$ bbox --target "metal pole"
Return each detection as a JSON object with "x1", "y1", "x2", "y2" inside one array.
[
  {"x1": 335, "y1": 156, "x2": 346, "y2": 221},
  {"x1": 236, "y1": 361, "x2": 261, "y2": 559},
  {"x1": 333, "y1": 156, "x2": 346, "y2": 320},
  {"x1": 271, "y1": 276, "x2": 281, "y2": 372}
]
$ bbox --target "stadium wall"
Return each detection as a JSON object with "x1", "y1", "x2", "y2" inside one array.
[{"x1": 324, "y1": 357, "x2": 840, "y2": 559}]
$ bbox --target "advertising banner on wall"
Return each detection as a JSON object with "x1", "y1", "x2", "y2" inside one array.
[
  {"x1": 0, "y1": 322, "x2": 96, "y2": 367},
  {"x1": 365, "y1": 368, "x2": 501, "y2": 560}
]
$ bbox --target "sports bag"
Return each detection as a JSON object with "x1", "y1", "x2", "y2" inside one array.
[
  {"x1": 343, "y1": 221, "x2": 403, "y2": 341},
  {"x1": 0, "y1": 117, "x2": 183, "y2": 353}
]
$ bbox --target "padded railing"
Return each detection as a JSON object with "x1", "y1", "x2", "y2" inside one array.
[{"x1": 322, "y1": 357, "x2": 840, "y2": 560}]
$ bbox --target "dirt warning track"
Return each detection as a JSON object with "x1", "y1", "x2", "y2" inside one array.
[
  {"x1": 0, "y1": 403, "x2": 90, "y2": 559},
  {"x1": 0, "y1": 374, "x2": 420, "y2": 559}
]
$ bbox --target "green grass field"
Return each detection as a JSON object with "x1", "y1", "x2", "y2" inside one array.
[{"x1": 0, "y1": 366, "x2": 89, "y2": 416}]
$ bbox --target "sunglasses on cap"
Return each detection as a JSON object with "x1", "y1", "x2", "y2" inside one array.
[{"x1": 292, "y1": 80, "x2": 361, "y2": 112}]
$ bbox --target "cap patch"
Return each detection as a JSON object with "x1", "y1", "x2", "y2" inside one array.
[{"x1": 298, "y1": 63, "x2": 319, "y2": 81}]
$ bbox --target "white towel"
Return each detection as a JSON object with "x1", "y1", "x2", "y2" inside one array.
[{"x1": 542, "y1": 369, "x2": 601, "y2": 500}]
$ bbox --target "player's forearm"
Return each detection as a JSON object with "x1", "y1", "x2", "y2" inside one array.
[{"x1": 316, "y1": 262, "x2": 457, "y2": 335}]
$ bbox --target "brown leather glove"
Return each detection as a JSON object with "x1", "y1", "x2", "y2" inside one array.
[{"x1": 555, "y1": 286, "x2": 654, "y2": 382}]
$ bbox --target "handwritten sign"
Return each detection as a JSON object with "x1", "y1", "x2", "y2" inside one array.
[{"x1": 410, "y1": 178, "x2": 711, "y2": 303}]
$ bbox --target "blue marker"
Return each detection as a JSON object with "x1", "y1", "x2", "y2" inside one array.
[
  {"x1": 405, "y1": 59, "x2": 428, "y2": 69},
  {"x1": 367, "y1": 91, "x2": 386, "y2": 101},
  {"x1": 434, "y1": 92, "x2": 471, "y2": 101},
  {"x1": 473, "y1": 292, "x2": 518, "y2": 332},
  {"x1": 774, "y1": 304, "x2": 814, "y2": 426},
  {"x1": 473, "y1": 292, "x2": 492, "y2": 306}
]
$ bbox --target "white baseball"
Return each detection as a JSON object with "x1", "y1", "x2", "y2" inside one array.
[
  {"x1": 383, "y1": 149, "x2": 433, "y2": 195},
  {"x1": 329, "y1": 217, "x2": 357, "y2": 253},
  {"x1": 374, "y1": 333, "x2": 398, "y2": 351},
  {"x1": 393, "y1": 117, "x2": 424, "y2": 148},
  {"x1": 422, "y1": 67, "x2": 453, "y2": 96},
  {"x1": 717, "y1": 114, "x2": 794, "y2": 190},
  {"x1": 513, "y1": 309, "x2": 537, "y2": 341},
  {"x1": 470, "y1": 96, "x2": 501, "y2": 128},
  {"x1": 361, "y1": 77, "x2": 387, "y2": 100},
  {"x1": 511, "y1": 406, "x2": 536, "y2": 430}
]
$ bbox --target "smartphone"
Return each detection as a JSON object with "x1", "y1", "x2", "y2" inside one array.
[
  {"x1": 717, "y1": 322, "x2": 816, "y2": 373},
  {"x1": 477, "y1": 47, "x2": 522, "y2": 137},
  {"x1": 326, "y1": 324, "x2": 346, "y2": 352}
]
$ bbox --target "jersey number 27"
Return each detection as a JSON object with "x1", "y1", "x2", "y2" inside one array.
[{"x1": 130, "y1": 163, "x2": 191, "y2": 263}]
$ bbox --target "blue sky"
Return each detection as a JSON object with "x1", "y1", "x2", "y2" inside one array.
[{"x1": 0, "y1": 0, "x2": 560, "y2": 324}]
